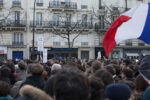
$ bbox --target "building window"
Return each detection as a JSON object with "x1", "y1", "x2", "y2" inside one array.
[
  {"x1": 36, "y1": 0, "x2": 43, "y2": 6},
  {"x1": 53, "y1": 0, "x2": 60, "y2": 8},
  {"x1": 12, "y1": 0, "x2": 21, "y2": 8},
  {"x1": 53, "y1": 13, "x2": 60, "y2": 26},
  {"x1": 0, "y1": 0, "x2": 3, "y2": 8},
  {"x1": 82, "y1": 14, "x2": 87, "y2": 27},
  {"x1": 14, "y1": 11, "x2": 20, "y2": 25},
  {"x1": 13, "y1": 33, "x2": 23, "y2": 45},
  {"x1": 99, "y1": 0, "x2": 101, "y2": 9},
  {"x1": 66, "y1": 14, "x2": 71, "y2": 26},
  {"x1": 99, "y1": 15, "x2": 104, "y2": 29},
  {"x1": 81, "y1": 34, "x2": 88, "y2": 46},
  {"x1": 65, "y1": 0, "x2": 71, "y2": 7},
  {"x1": 126, "y1": 40, "x2": 132, "y2": 46},
  {"x1": 53, "y1": 34, "x2": 61, "y2": 46},
  {"x1": 81, "y1": 51, "x2": 89, "y2": 59},
  {"x1": 36, "y1": 12, "x2": 42, "y2": 26},
  {"x1": 81, "y1": 0, "x2": 87, "y2": 9}
]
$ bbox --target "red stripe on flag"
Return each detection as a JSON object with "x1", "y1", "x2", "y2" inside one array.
[{"x1": 102, "y1": 15, "x2": 131, "y2": 57}]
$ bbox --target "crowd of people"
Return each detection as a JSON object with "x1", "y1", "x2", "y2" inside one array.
[{"x1": 0, "y1": 56, "x2": 150, "y2": 100}]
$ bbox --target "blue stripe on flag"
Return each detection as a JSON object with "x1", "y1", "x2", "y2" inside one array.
[{"x1": 139, "y1": 3, "x2": 150, "y2": 44}]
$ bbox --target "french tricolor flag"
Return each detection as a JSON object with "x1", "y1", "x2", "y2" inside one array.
[{"x1": 103, "y1": 3, "x2": 150, "y2": 57}]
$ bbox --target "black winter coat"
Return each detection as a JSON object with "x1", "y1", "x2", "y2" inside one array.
[{"x1": 20, "y1": 75, "x2": 45, "y2": 90}]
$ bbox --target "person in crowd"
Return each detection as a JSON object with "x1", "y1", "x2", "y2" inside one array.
[
  {"x1": 104, "y1": 65, "x2": 119, "y2": 82},
  {"x1": 14, "y1": 85, "x2": 53, "y2": 100},
  {"x1": 0, "y1": 66, "x2": 11, "y2": 85},
  {"x1": 134, "y1": 75, "x2": 149, "y2": 100},
  {"x1": 119, "y1": 80, "x2": 136, "y2": 100},
  {"x1": 51, "y1": 64, "x2": 62, "y2": 75},
  {"x1": 89, "y1": 76, "x2": 104, "y2": 100},
  {"x1": 20, "y1": 64, "x2": 45, "y2": 90},
  {"x1": 91, "y1": 60, "x2": 101, "y2": 74},
  {"x1": 0, "y1": 81, "x2": 13, "y2": 100},
  {"x1": 94, "y1": 69, "x2": 114, "y2": 87},
  {"x1": 16, "y1": 62, "x2": 27, "y2": 81},
  {"x1": 45, "y1": 68, "x2": 90, "y2": 100},
  {"x1": 120, "y1": 59, "x2": 132, "y2": 70},
  {"x1": 105, "y1": 83, "x2": 131, "y2": 100},
  {"x1": 121, "y1": 69, "x2": 134, "y2": 81},
  {"x1": 5, "y1": 62, "x2": 16, "y2": 85}
]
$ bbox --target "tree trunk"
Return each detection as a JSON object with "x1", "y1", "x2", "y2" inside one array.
[{"x1": 67, "y1": 30, "x2": 71, "y2": 59}]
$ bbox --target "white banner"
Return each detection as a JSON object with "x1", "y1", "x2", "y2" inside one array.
[
  {"x1": 37, "y1": 34, "x2": 44, "y2": 51},
  {"x1": 97, "y1": 51, "x2": 101, "y2": 59},
  {"x1": 43, "y1": 48, "x2": 47, "y2": 63}
]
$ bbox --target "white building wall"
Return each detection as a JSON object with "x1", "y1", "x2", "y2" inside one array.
[{"x1": 0, "y1": 0, "x2": 149, "y2": 59}]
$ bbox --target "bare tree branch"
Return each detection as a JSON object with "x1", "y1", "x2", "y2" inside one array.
[{"x1": 71, "y1": 32, "x2": 81, "y2": 48}]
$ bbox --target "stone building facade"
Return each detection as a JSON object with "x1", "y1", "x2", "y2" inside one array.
[{"x1": 0, "y1": 0, "x2": 149, "y2": 60}]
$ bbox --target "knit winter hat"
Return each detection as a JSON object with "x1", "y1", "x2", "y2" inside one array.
[{"x1": 105, "y1": 83, "x2": 131, "y2": 100}]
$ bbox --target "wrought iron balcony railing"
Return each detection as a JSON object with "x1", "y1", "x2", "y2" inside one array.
[
  {"x1": 126, "y1": 42, "x2": 132, "y2": 46},
  {"x1": 49, "y1": 1, "x2": 77, "y2": 9},
  {"x1": 81, "y1": 42, "x2": 88, "y2": 46},
  {"x1": 138, "y1": 43, "x2": 145, "y2": 46},
  {"x1": 53, "y1": 42, "x2": 61, "y2": 46},
  {"x1": 3, "y1": 20, "x2": 26, "y2": 27},
  {"x1": 99, "y1": 6, "x2": 105, "y2": 9},
  {"x1": 30, "y1": 21, "x2": 93, "y2": 29},
  {"x1": 95, "y1": 23, "x2": 109, "y2": 30},
  {"x1": 12, "y1": 41, "x2": 24, "y2": 45},
  {"x1": 12, "y1": 1, "x2": 21, "y2": 8}
]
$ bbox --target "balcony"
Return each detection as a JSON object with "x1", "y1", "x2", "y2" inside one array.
[
  {"x1": 81, "y1": 42, "x2": 88, "y2": 46},
  {"x1": 65, "y1": 42, "x2": 73, "y2": 46},
  {"x1": 12, "y1": 1, "x2": 21, "y2": 8},
  {"x1": 12, "y1": 41, "x2": 24, "y2": 45},
  {"x1": 126, "y1": 42, "x2": 132, "y2": 46},
  {"x1": 0, "y1": 0, "x2": 3, "y2": 9},
  {"x1": 81, "y1": 5, "x2": 88, "y2": 9},
  {"x1": 138, "y1": 43, "x2": 145, "y2": 46},
  {"x1": 95, "y1": 23, "x2": 109, "y2": 32},
  {"x1": 98, "y1": 6, "x2": 105, "y2": 14},
  {"x1": 30, "y1": 21, "x2": 93, "y2": 29},
  {"x1": 4, "y1": 20, "x2": 26, "y2": 27},
  {"x1": 53, "y1": 42, "x2": 61, "y2": 46},
  {"x1": 49, "y1": 1, "x2": 77, "y2": 11},
  {"x1": 99, "y1": 6, "x2": 105, "y2": 9},
  {"x1": 12, "y1": 41, "x2": 25, "y2": 47}
]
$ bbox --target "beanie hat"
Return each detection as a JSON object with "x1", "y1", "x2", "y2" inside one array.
[
  {"x1": 139, "y1": 55, "x2": 150, "y2": 84},
  {"x1": 105, "y1": 83, "x2": 131, "y2": 100}
]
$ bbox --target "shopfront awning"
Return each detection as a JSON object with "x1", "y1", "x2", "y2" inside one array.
[
  {"x1": 142, "y1": 52, "x2": 150, "y2": 56},
  {"x1": 126, "y1": 53, "x2": 139, "y2": 56}
]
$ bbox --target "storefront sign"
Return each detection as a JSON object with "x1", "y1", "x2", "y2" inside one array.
[
  {"x1": 97, "y1": 51, "x2": 101, "y2": 59},
  {"x1": 37, "y1": 34, "x2": 44, "y2": 51},
  {"x1": 0, "y1": 47, "x2": 7, "y2": 54},
  {"x1": 43, "y1": 48, "x2": 47, "y2": 63}
]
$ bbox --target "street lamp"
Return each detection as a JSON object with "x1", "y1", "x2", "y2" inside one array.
[{"x1": 31, "y1": 0, "x2": 36, "y2": 60}]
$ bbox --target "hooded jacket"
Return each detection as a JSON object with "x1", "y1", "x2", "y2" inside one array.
[{"x1": 14, "y1": 85, "x2": 53, "y2": 100}]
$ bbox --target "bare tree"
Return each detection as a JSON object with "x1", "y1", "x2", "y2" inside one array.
[
  {"x1": 48, "y1": 12, "x2": 93, "y2": 58},
  {"x1": 0, "y1": 0, "x2": 12, "y2": 45}
]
